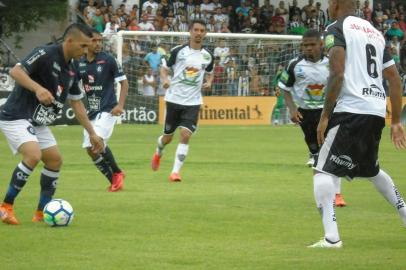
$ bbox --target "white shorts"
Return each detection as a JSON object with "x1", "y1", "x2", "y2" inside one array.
[
  {"x1": 82, "y1": 112, "x2": 117, "y2": 148},
  {"x1": 0, "y1": 119, "x2": 57, "y2": 155}
]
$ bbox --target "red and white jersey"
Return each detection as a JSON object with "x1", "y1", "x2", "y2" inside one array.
[
  {"x1": 162, "y1": 44, "x2": 214, "y2": 105},
  {"x1": 324, "y1": 15, "x2": 394, "y2": 118}
]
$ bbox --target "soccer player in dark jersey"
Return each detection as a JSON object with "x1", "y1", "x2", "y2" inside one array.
[
  {"x1": 0, "y1": 23, "x2": 104, "y2": 225},
  {"x1": 279, "y1": 29, "x2": 347, "y2": 207},
  {"x1": 150, "y1": 19, "x2": 214, "y2": 182},
  {"x1": 76, "y1": 29, "x2": 129, "y2": 192},
  {"x1": 308, "y1": 0, "x2": 406, "y2": 248}
]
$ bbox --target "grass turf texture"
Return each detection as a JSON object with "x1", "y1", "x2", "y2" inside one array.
[{"x1": 0, "y1": 124, "x2": 405, "y2": 270}]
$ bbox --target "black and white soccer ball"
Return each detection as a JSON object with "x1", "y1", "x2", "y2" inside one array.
[{"x1": 43, "y1": 199, "x2": 74, "y2": 227}]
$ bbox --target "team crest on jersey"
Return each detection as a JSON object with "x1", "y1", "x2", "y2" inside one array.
[
  {"x1": 97, "y1": 65, "x2": 103, "y2": 73},
  {"x1": 202, "y1": 53, "x2": 211, "y2": 61},
  {"x1": 325, "y1": 35, "x2": 335, "y2": 50},
  {"x1": 181, "y1": 66, "x2": 200, "y2": 86},
  {"x1": 88, "y1": 75, "x2": 95, "y2": 83}
]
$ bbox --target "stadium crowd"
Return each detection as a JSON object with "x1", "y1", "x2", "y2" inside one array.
[{"x1": 74, "y1": 0, "x2": 406, "y2": 96}]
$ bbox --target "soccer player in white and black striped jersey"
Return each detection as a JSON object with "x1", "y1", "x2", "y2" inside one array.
[
  {"x1": 308, "y1": 0, "x2": 406, "y2": 248},
  {"x1": 278, "y1": 29, "x2": 347, "y2": 207},
  {"x1": 151, "y1": 19, "x2": 214, "y2": 182}
]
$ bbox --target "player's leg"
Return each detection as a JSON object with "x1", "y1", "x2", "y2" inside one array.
[
  {"x1": 334, "y1": 177, "x2": 347, "y2": 207},
  {"x1": 169, "y1": 104, "x2": 200, "y2": 182},
  {"x1": 298, "y1": 108, "x2": 320, "y2": 167},
  {"x1": 91, "y1": 112, "x2": 125, "y2": 191},
  {"x1": 152, "y1": 102, "x2": 179, "y2": 171},
  {"x1": 0, "y1": 120, "x2": 41, "y2": 225},
  {"x1": 82, "y1": 114, "x2": 113, "y2": 187},
  {"x1": 370, "y1": 170, "x2": 406, "y2": 226}
]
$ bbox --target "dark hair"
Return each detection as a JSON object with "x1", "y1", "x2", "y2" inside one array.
[
  {"x1": 63, "y1": 23, "x2": 93, "y2": 40},
  {"x1": 189, "y1": 19, "x2": 206, "y2": 29},
  {"x1": 90, "y1": 28, "x2": 102, "y2": 36},
  {"x1": 303, "y1": 29, "x2": 321, "y2": 39}
]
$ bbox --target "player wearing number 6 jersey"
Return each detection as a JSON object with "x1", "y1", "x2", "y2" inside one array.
[
  {"x1": 278, "y1": 29, "x2": 346, "y2": 207},
  {"x1": 76, "y1": 29, "x2": 129, "y2": 192},
  {"x1": 151, "y1": 19, "x2": 214, "y2": 182},
  {"x1": 308, "y1": 0, "x2": 406, "y2": 248},
  {"x1": 0, "y1": 23, "x2": 104, "y2": 225}
]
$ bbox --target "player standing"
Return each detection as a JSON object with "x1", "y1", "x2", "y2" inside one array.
[
  {"x1": 151, "y1": 19, "x2": 214, "y2": 182},
  {"x1": 76, "y1": 30, "x2": 129, "y2": 192},
  {"x1": 308, "y1": 0, "x2": 406, "y2": 248},
  {"x1": 278, "y1": 29, "x2": 347, "y2": 207},
  {"x1": 0, "y1": 23, "x2": 104, "y2": 225}
]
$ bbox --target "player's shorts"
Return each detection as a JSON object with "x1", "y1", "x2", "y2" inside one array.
[
  {"x1": 298, "y1": 108, "x2": 322, "y2": 153},
  {"x1": 314, "y1": 112, "x2": 385, "y2": 179},
  {"x1": 0, "y1": 119, "x2": 57, "y2": 155},
  {"x1": 163, "y1": 102, "x2": 200, "y2": 134},
  {"x1": 82, "y1": 112, "x2": 118, "y2": 148}
]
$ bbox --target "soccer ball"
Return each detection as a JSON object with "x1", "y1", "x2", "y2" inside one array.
[{"x1": 43, "y1": 199, "x2": 74, "y2": 227}]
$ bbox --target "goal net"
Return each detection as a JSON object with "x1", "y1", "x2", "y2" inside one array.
[{"x1": 104, "y1": 31, "x2": 302, "y2": 124}]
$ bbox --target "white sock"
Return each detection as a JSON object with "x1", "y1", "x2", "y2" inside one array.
[
  {"x1": 370, "y1": 169, "x2": 406, "y2": 226},
  {"x1": 314, "y1": 173, "x2": 340, "y2": 242},
  {"x1": 172, "y1": 143, "x2": 189, "y2": 174},
  {"x1": 156, "y1": 135, "x2": 165, "y2": 156},
  {"x1": 333, "y1": 177, "x2": 341, "y2": 194}
]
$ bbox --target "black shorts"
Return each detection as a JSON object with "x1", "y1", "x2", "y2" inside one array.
[
  {"x1": 314, "y1": 112, "x2": 385, "y2": 179},
  {"x1": 298, "y1": 108, "x2": 322, "y2": 154},
  {"x1": 164, "y1": 102, "x2": 200, "y2": 134}
]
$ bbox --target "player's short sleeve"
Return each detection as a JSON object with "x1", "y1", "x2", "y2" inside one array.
[
  {"x1": 278, "y1": 60, "x2": 296, "y2": 91},
  {"x1": 67, "y1": 74, "x2": 84, "y2": 100},
  {"x1": 382, "y1": 47, "x2": 395, "y2": 70},
  {"x1": 205, "y1": 51, "x2": 214, "y2": 73},
  {"x1": 164, "y1": 44, "x2": 184, "y2": 69},
  {"x1": 324, "y1": 20, "x2": 346, "y2": 51},
  {"x1": 20, "y1": 46, "x2": 49, "y2": 75},
  {"x1": 108, "y1": 54, "x2": 127, "y2": 83}
]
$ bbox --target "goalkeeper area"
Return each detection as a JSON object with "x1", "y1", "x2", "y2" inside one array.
[
  {"x1": 0, "y1": 125, "x2": 405, "y2": 269},
  {"x1": 102, "y1": 31, "x2": 302, "y2": 124}
]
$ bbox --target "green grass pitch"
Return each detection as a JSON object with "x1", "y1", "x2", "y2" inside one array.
[{"x1": 0, "y1": 124, "x2": 405, "y2": 270}]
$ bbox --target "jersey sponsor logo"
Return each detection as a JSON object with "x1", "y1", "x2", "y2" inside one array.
[
  {"x1": 296, "y1": 67, "x2": 305, "y2": 78},
  {"x1": 84, "y1": 84, "x2": 103, "y2": 92},
  {"x1": 26, "y1": 49, "x2": 46, "y2": 65},
  {"x1": 362, "y1": 84, "x2": 385, "y2": 100},
  {"x1": 350, "y1": 23, "x2": 382, "y2": 39},
  {"x1": 304, "y1": 84, "x2": 325, "y2": 105},
  {"x1": 330, "y1": 154, "x2": 356, "y2": 170},
  {"x1": 325, "y1": 35, "x2": 335, "y2": 50}
]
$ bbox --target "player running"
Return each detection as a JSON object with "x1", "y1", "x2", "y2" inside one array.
[{"x1": 151, "y1": 19, "x2": 214, "y2": 182}]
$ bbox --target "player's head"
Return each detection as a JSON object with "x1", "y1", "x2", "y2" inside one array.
[
  {"x1": 189, "y1": 19, "x2": 207, "y2": 46},
  {"x1": 328, "y1": 0, "x2": 356, "y2": 20},
  {"x1": 62, "y1": 23, "x2": 93, "y2": 60},
  {"x1": 302, "y1": 30, "x2": 322, "y2": 62},
  {"x1": 88, "y1": 29, "x2": 103, "y2": 55}
]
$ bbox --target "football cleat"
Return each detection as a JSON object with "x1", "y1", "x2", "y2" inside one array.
[
  {"x1": 32, "y1": 210, "x2": 44, "y2": 222},
  {"x1": 307, "y1": 238, "x2": 343, "y2": 248},
  {"x1": 169, "y1": 172, "x2": 182, "y2": 182},
  {"x1": 335, "y1": 193, "x2": 347, "y2": 207},
  {"x1": 151, "y1": 153, "x2": 161, "y2": 171},
  {"x1": 0, "y1": 203, "x2": 20, "y2": 225},
  {"x1": 109, "y1": 171, "x2": 125, "y2": 192}
]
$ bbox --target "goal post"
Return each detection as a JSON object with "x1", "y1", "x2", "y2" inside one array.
[{"x1": 107, "y1": 31, "x2": 302, "y2": 125}]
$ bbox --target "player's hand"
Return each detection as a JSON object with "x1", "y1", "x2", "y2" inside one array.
[
  {"x1": 162, "y1": 79, "x2": 170, "y2": 89},
  {"x1": 111, "y1": 105, "x2": 124, "y2": 116},
  {"x1": 290, "y1": 110, "x2": 303, "y2": 123},
  {"x1": 36, "y1": 88, "x2": 55, "y2": 105},
  {"x1": 390, "y1": 123, "x2": 406, "y2": 149},
  {"x1": 317, "y1": 117, "x2": 329, "y2": 146},
  {"x1": 89, "y1": 134, "x2": 104, "y2": 154},
  {"x1": 202, "y1": 82, "x2": 212, "y2": 90}
]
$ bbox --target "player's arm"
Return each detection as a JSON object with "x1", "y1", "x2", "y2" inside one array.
[
  {"x1": 317, "y1": 46, "x2": 345, "y2": 145},
  {"x1": 202, "y1": 72, "x2": 213, "y2": 89},
  {"x1": 9, "y1": 64, "x2": 54, "y2": 105},
  {"x1": 283, "y1": 90, "x2": 302, "y2": 123},
  {"x1": 69, "y1": 99, "x2": 104, "y2": 153},
  {"x1": 383, "y1": 64, "x2": 406, "y2": 149},
  {"x1": 160, "y1": 65, "x2": 171, "y2": 89},
  {"x1": 111, "y1": 79, "x2": 129, "y2": 116}
]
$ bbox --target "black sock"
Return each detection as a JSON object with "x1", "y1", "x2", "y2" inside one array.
[
  {"x1": 94, "y1": 155, "x2": 113, "y2": 183},
  {"x1": 37, "y1": 167, "x2": 59, "y2": 211},
  {"x1": 102, "y1": 146, "x2": 121, "y2": 173},
  {"x1": 4, "y1": 162, "x2": 33, "y2": 204}
]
